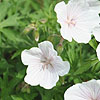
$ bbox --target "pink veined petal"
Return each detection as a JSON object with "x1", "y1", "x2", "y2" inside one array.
[
  {"x1": 52, "y1": 56, "x2": 70, "y2": 76},
  {"x1": 24, "y1": 64, "x2": 43, "y2": 86},
  {"x1": 96, "y1": 44, "x2": 100, "y2": 61},
  {"x1": 40, "y1": 64, "x2": 59, "y2": 89},
  {"x1": 38, "y1": 41, "x2": 57, "y2": 58}
]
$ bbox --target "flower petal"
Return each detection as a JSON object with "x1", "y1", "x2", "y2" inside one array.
[
  {"x1": 71, "y1": 27, "x2": 91, "y2": 43},
  {"x1": 24, "y1": 64, "x2": 43, "y2": 86},
  {"x1": 52, "y1": 56, "x2": 70, "y2": 76},
  {"x1": 64, "y1": 84, "x2": 88, "y2": 100},
  {"x1": 96, "y1": 44, "x2": 100, "y2": 61},
  {"x1": 38, "y1": 41, "x2": 57, "y2": 58},
  {"x1": 40, "y1": 65, "x2": 59, "y2": 89},
  {"x1": 21, "y1": 47, "x2": 42, "y2": 65},
  {"x1": 64, "y1": 79, "x2": 100, "y2": 100},
  {"x1": 54, "y1": 1, "x2": 67, "y2": 25},
  {"x1": 60, "y1": 27, "x2": 72, "y2": 42}
]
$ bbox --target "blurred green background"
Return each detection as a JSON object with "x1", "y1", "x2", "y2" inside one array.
[{"x1": 0, "y1": 0, "x2": 100, "y2": 100}]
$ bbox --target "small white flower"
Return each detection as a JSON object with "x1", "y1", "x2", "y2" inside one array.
[
  {"x1": 96, "y1": 44, "x2": 100, "y2": 61},
  {"x1": 21, "y1": 41, "x2": 70, "y2": 89},
  {"x1": 54, "y1": 1, "x2": 100, "y2": 43},
  {"x1": 64, "y1": 79, "x2": 100, "y2": 100}
]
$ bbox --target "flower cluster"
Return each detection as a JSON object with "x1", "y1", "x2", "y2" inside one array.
[{"x1": 21, "y1": 0, "x2": 100, "y2": 99}]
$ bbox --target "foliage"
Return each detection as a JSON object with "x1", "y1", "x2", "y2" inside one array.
[{"x1": 0, "y1": 0, "x2": 100, "y2": 100}]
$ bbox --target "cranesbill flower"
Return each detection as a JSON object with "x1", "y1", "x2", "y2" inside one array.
[
  {"x1": 64, "y1": 79, "x2": 100, "y2": 100},
  {"x1": 96, "y1": 44, "x2": 100, "y2": 61},
  {"x1": 21, "y1": 41, "x2": 70, "y2": 89},
  {"x1": 54, "y1": 1, "x2": 100, "y2": 43}
]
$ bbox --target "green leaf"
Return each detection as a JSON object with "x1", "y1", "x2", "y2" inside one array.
[
  {"x1": 0, "y1": 28, "x2": 17, "y2": 42},
  {"x1": 74, "y1": 59, "x2": 99, "y2": 75},
  {"x1": 89, "y1": 38, "x2": 98, "y2": 50},
  {"x1": 11, "y1": 95, "x2": 24, "y2": 100},
  {"x1": 11, "y1": 50, "x2": 22, "y2": 59},
  {"x1": 0, "y1": 14, "x2": 18, "y2": 28},
  {"x1": 0, "y1": 2, "x2": 10, "y2": 21}
]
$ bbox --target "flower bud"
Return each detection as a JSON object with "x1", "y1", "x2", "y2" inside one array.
[{"x1": 34, "y1": 30, "x2": 39, "y2": 42}]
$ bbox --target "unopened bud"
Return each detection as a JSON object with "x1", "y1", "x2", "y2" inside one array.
[
  {"x1": 34, "y1": 30, "x2": 39, "y2": 42},
  {"x1": 23, "y1": 23, "x2": 36, "y2": 34},
  {"x1": 57, "y1": 44, "x2": 63, "y2": 54}
]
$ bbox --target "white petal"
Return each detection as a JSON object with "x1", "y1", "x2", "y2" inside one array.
[
  {"x1": 54, "y1": 1, "x2": 67, "y2": 25},
  {"x1": 38, "y1": 41, "x2": 57, "y2": 58},
  {"x1": 21, "y1": 47, "x2": 42, "y2": 65},
  {"x1": 54, "y1": 1, "x2": 66, "y2": 13},
  {"x1": 96, "y1": 44, "x2": 100, "y2": 61},
  {"x1": 60, "y1": 27, "x2": 72, "y2": 42},
  {"x1": 52, "y1": 56, "x2": 70, "y2": 76},
  {"x1": 64, "y1": 84, "x2": 87, "y2": 100},
  {"x1": 40, "y1": 65, "x2": 59, "y2": 89},
  {"x1": 64, "y1": 79, "x2": 100, "y2": 100},
  {"x1": 71, "y1": 27, "x2": 91, "y2": 43},
  {"x1": 24, "y1": 65, "x2": 43, "y2": 86},
  {"x1": 92, "y1": 27, "x2": 100, "y2": 42}
]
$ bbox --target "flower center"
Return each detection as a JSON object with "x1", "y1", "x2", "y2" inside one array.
[
  {"x1": 41, "y1": 57, "x2": 53, "y2": 70},
  {"x1": 91, "y1": 98, "x2": 98, "y2": 100},
  {"x1": 66, "y1": 17, "x2": 76, "y2": 27}
]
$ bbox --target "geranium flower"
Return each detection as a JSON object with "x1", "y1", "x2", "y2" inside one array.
[
  {"x1": 64, "y1": 79, "x2": 100, "y2": 100},
  {"x1": 21, "y1": 41, "x2": 70, "y2": 89},
  {"x1": 96, "y1": 43, "x2": 100, "y2": 61},
  {"x1": 54, "y1": 1, "x2": 100, "y2": 43}
]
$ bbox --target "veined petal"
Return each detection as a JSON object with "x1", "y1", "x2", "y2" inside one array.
[
  {"x1": 24, "y1": 65, "x2": 43, "y2": 86},
  {"x1": 96, "y1": 44, "x2": 100, "y2": 61},
  {"x1": 21, "y1": 47, "x2": 42, "y2": 65},
  {"x1": 38, "y1": 41, "x2": 57, "y2": 58},
  {"x1": 52, "y1": 56, "x2": 70, "y2": 76},
  {"x1": 64, "y1": 79, "x2": 100, "y2": 100},
  {"x1": 40, "y1": 65, "x2": 59, "y2": 89}
]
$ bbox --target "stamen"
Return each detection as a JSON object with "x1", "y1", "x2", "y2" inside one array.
[{"x1": 66, "y1": 16, "x2": 76, "y2": 27}]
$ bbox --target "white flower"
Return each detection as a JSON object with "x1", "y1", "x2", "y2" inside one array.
[
  {"x1": 21, "y1": 41, "x2": 70, "y2": 89},
  {"x1": 64, "y1": 79, "x2": 100, "y2": 100},
  {"x1": 54, "y1": 1, "x2": 100, "y2": 43},
  {"x1": 96, "y1": 44, "x2": 100, "y2": 61},
  {"x1": 70, "y1": 0, "x2": 100, "y2": 13}
]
